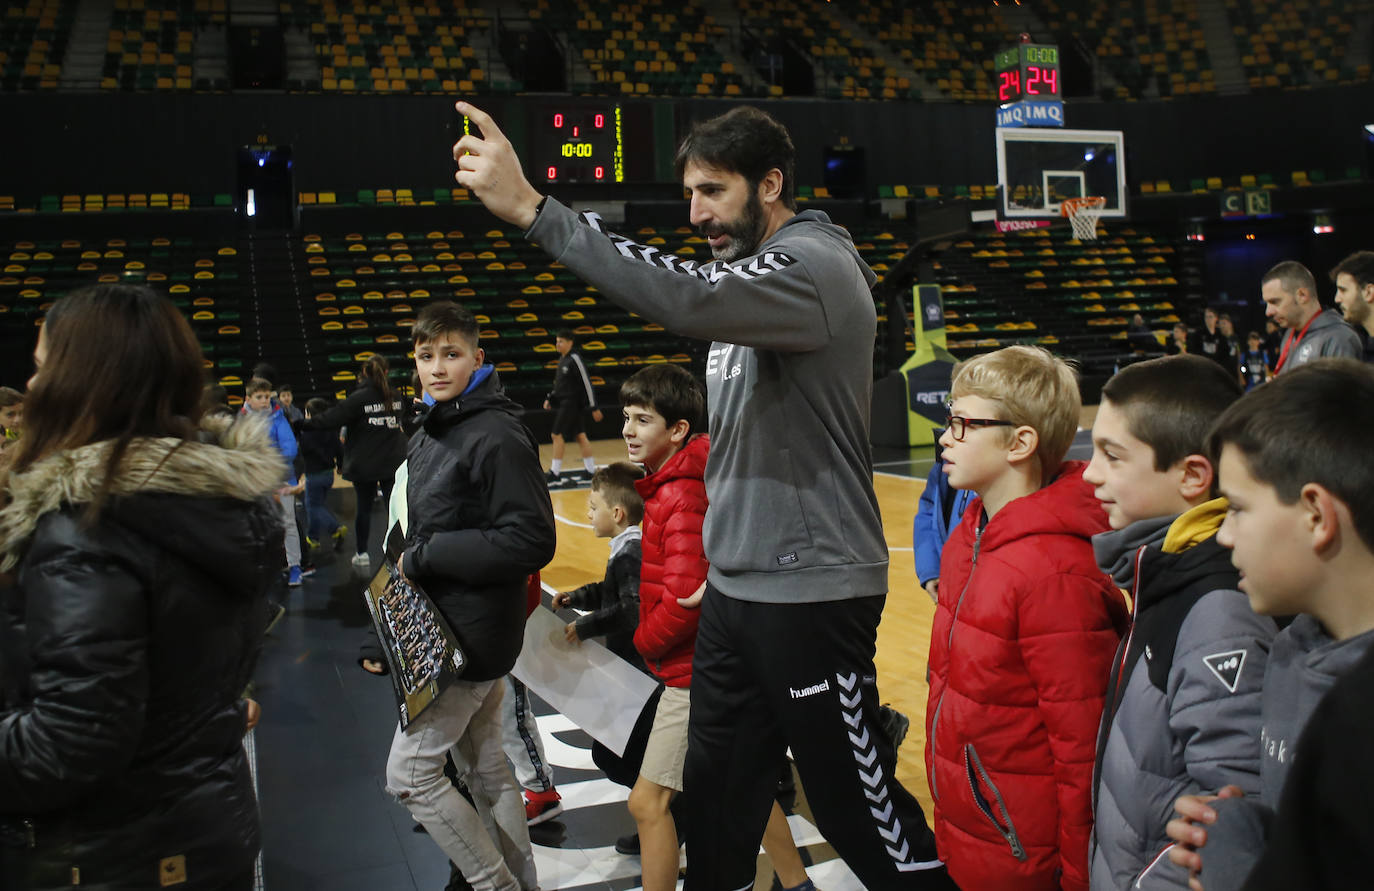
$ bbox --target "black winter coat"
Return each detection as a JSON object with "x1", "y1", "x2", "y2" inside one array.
[
  {"x1": 565, "y1": 538, "x2": 645, "y2": 670},
  {"x1": 404, "y1": 369, "x2": 556, "y2": 682},
  {"x1": 301, "y1": 381, "x2": 407, "y2": 482},
  {"x1": 0, "y1": 417, "x2": 285, "y2": 890}
]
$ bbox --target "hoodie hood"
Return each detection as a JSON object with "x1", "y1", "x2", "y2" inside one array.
[
  {"x1": 422, "y1": 367, "x2": 521, "y2": 434},
  {"x1": 1281, "y1": 613, "x2": 1374, "y2": 679},
  {"x1": 0, "y1": 414, "x2": 286, "y2": 584},
  {"x1": 775, "y1": 210, "x2": 878, "y2": 289},
  {"x1": 636, "y1": 434, "x2": 711, "y2": 501},
  {"x1": 974, "y1": 461, "x2": 1110, "y2": 551}
]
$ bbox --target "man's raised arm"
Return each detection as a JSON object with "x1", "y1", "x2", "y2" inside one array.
[{"x1": 452, "y1": 101, "x2": 544, "y2": 230}]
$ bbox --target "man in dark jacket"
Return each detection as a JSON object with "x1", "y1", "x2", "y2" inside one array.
[
  {"x1": 385, "y1": 301, "x2": 555, "y2": 891},
  {"x1": 1330, "y1": 249, "x2": 1374, "y2": 363},
  {"x1": 543, "y1": 329, "x2": 603, "y2": 487}
]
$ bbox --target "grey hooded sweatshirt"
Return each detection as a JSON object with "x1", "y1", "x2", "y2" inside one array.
[
  {"x1": 1277, "y1": 307, "x2": 1362, "y2": 371},
  {"x1": 527, "y1": 199, "x2": 886, "y2": 603},
  {"x1": 1194, "y1": 615, "x2": 1374, "y2": 891}
]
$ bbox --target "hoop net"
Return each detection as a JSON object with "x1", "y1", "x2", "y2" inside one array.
[{"x1": 1061, "y1": 196, "x2": 1107, "y2": 241}]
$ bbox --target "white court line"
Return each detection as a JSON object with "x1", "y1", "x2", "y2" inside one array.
[{"x1": 554, "y1": 513, "x2": 593, "y2": 530}]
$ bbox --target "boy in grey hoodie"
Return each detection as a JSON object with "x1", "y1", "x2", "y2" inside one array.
[
  {"x1": 451, "y1": 102, "x2": 951, "y2": 890},
  {"x1": 1164, "y1": 360, "x2": 1374, "y2": 891},
  {"x1": 1082, "y1": 355, "x2": 1276, "y2": 891}
]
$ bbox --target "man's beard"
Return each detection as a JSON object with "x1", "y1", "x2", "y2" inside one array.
[
  {"x1": 1345, "y1": 297, "x2": 1370, "y2": 328},
  {"x1": 701, "y1": 192, "x2": 766, "y2": 263}
]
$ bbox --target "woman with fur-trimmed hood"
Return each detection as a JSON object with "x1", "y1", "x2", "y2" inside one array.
[{"x1": 0, "y1": 285, "x2": 285, "y2": 890}]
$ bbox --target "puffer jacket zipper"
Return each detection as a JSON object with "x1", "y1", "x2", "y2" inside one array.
[
  {"x1": 965, "y1": 743, "x2": 1029, "y2": 861},
  {"x1": 930, "y1": 520, "x2": 984, "y2": 801}
]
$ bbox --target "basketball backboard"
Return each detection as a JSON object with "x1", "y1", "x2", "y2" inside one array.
[{"x1": 996, "y1": 127, "x2": 1127, "y2": 219}]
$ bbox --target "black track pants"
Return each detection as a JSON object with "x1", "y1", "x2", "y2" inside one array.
[{"x1": 682, "y1": 586, "x2": 955, "y2": 891}]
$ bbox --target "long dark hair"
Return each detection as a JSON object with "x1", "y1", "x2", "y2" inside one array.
[
  {"x1": 360, "y1": 354, "x2": 397, "y2": 418},
  {"x1": 2, "y1": 284, "x2": 205, "y2": 509}
]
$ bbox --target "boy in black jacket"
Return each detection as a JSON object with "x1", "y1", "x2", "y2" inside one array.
[
  {"x1": 385, "y1": 301, "x2": 556, "y2": 891},
  {"x1": 300, "y1": 397, "x2": 346, "y2": 550},
  {"x1": 553, "y1": 461, "x2": 646, "y2": 667}
]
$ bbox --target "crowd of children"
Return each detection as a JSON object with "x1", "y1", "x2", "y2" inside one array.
[{"x1": 917, "y1": 344, "x2": 1374, "y2": 891}]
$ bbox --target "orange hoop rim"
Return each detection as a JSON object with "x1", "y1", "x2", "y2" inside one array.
[{"x1": 1060, "y1": 196, "x2": 1107, "y2": 217}]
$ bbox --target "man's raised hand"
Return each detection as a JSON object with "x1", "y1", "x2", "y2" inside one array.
[{"x1": 453, "y1": 101, "x2": 545, "y2": 230}]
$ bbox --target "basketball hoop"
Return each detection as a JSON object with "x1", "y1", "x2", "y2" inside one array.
[{"x1": 1061, "y1": 196, "x2": 1106, "y2": 241}]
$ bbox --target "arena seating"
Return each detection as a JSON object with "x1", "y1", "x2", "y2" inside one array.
[
  {"x1": 858, "y1": 0, "x2": 1011, "y2": 102},
  {"x1": 1, "y1": 233, "x2": 250, "y2": 401},
  {"x1": 98, "y1": 0, "x2": 220, "y2": 92},
  {"x1": 1227, "y1": 0, "x2": 1372, "y2": 89},
  {"x1": 299, "y1": 226, "x2": 705, "y2": 404},
  {"x1": 3, "y1": 0, "x2": 1370, "y2": 99},
  {"x1": 931, "y1": 224, "x2": 1201, "y2": 372},
  {"x1": 283, "y1": 0, "x2": 498, "y2": 94},
  {"x1": 1, "y1": 0, "x2": 70, "y2": 92},
  {"x1": 529, "y1": 0, "x2": 744, "y2": 98}
]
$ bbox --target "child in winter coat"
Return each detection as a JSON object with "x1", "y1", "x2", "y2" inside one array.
[{"x1": 925, "y1": 346, "x2": 1128, "y2": 891}]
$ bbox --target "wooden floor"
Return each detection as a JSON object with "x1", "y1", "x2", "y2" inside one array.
[{"x1": 536, "y1": 439, "x2": 941, "y2": 819}]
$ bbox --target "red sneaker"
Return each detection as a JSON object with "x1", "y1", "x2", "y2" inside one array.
[{"x1": 524, "y1": 787, "x2": 563, "y2": 826}]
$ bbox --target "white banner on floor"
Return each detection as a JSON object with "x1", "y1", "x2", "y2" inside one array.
[{"x1": 511, "y1": 605, "x2": 657, "y2": 757}]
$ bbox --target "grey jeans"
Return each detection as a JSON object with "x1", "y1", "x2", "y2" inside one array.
[{"x1": 385, "y1": 679, "x2": 538, "y2": 891}]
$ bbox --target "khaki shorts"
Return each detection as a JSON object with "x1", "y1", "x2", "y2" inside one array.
[{"x1": 639, "y1": 685, "x2": 691, "y2": 791}]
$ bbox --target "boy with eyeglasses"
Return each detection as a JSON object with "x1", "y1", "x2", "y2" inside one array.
[{"x1": 925, "y1": 345, "x2": 1129, "y2": 891}]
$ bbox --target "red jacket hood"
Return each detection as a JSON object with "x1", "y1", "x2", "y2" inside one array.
[
  {"x1": 925, "y1": 459, "x2": 1124, "y2": 891},
  {"x1": 958, "y1": 460, "x2": 1110, "y2": 549},
  {"x1": 635, "y1": 434, "x2": 710, "y2": 501}
]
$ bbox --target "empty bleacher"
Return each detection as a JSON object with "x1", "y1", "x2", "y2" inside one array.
[
  {"x1": 299, "y1": 225, "x2": 707, "y2": 406},
  {"x1": 1, "y1": 0, "x2": 71, "y2": 91},
  {"x1": 1, "y1": 233, "x2": 250, "y2": 399}
]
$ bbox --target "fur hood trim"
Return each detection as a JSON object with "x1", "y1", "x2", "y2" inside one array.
[{"x1": 0, "y1": 414, "x2": 285, "y2": 570}]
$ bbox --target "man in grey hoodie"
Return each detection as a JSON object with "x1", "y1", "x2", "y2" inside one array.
[
  {"x1": 1260, "y1": 260, "x2": 1361, "y2": 373},
  {"x1": 451, "y1": 102, "x2": 952, "y2": 890}
]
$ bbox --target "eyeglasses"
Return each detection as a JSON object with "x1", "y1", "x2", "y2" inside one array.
[{"x1": 944, "y1": 412, "x2": 1017, "y2": 441}]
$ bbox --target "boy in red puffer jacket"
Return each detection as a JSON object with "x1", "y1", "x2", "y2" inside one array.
[
  {"x1": 924, "y1": 346, "x2": 1129, "y2": 891},
  {"x1": 618, "y1": 364, "x2": 709, "y2": 891}
]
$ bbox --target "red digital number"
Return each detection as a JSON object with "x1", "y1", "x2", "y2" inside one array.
[
  {"x1": 999, "y1": 70, "x2": 1020, "y2": 102},
  {"x1": 553, "y1": 113, "x2": 563, "y2": 128},
  {"x1": 547, "y1": 166, "x2": 557, "y2": 180},
  {"x1": 573, "y1": 126, "x2": 579, "y2": 138},
  {"x1": 1026, "y1": 66, "x2": 1058, "y2": 96},
  {"x1": 594, "y1": 113, "x2": 605, "y2": 128},
  {"x1": 594, "y1": 166, "x2": 605, "y2": 179}
]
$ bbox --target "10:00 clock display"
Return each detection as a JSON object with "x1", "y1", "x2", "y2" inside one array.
[{"x1": 538, "y1": 107, "x2": 625, "y2": 184}]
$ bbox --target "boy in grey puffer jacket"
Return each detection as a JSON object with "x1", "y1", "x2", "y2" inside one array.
[{"x1": 1083, "y1": 356, "x2": 1276, "y2": 891}]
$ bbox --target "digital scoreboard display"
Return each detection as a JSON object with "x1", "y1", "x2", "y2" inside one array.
[
  {"x1": 534, "y1": 106, "x2": 624, "y2": 184},
  {"x1": 455, "y1": 102, "x2": 653, "y2": 186},
  {"x1": 995, "y1": 44, "x2": 1061, "y2": 104}
]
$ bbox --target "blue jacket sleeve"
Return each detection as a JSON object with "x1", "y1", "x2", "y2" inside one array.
[
  {"x1": 914, "y1": 461, "x2": 944, "y2": 586},
  {"x1": 271, "y1": 411, "x2": 298, "y2": 464}
]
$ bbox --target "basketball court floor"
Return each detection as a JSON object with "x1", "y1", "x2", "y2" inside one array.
[{"x1": 252, "y1": 422, "x2": 1096, "y2": 890}]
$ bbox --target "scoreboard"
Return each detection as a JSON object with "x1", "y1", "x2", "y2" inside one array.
[
  {"x1": 457, "y1": 102, "x2": 657, "y2": 185},
  {"x1": 995, "y1": 44, "x2": 1062, "y2": 104},
  {"x1": 532, "y1": 106, "x2": 624, "y2": 184}
]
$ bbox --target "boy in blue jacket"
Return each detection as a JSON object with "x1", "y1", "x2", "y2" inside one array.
[
  {"x1": 245, "y1": 377, "x2": 302, "y2": 585},
  {"x1": 913, "y1": 440, "x2": 973, "y2": 604}
]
